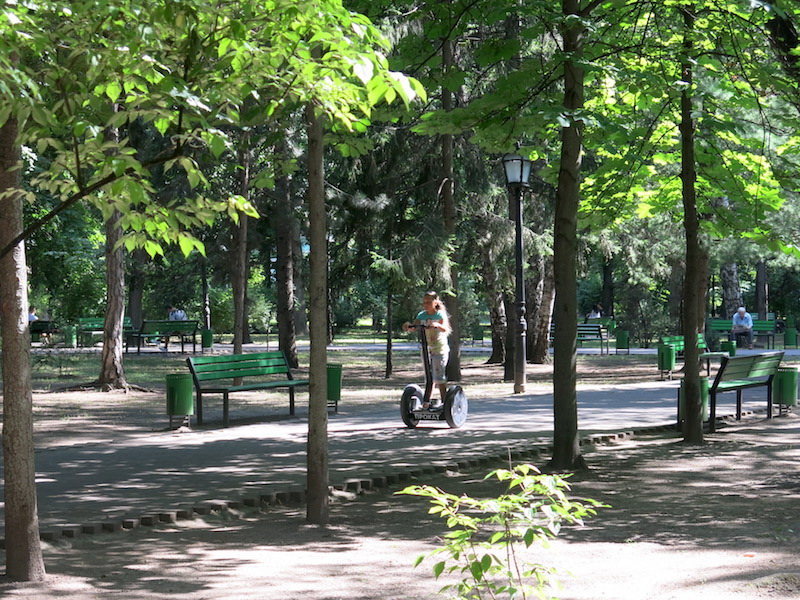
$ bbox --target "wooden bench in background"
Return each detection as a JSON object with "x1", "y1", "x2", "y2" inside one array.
[
  {"x1": 707, "y1": 318, "x2": 780, "y2": 349},
  {"x1": 186, "y1": 351, "x2": 310, "y2": 427},
  {"x1": 77, "y1": 316, "x2": 133, "y2": 346},
  {"x1": 707, "y1": 351, "x2": 784, "y2": 432},
  {"x1": 550, "y1": 323, "x2": 610, "y2": 355},
  {"x1": 126, "y1": 320, "x2": 200, "y2": 354},
  {"x1": 30, "y1": 320, "x2": 58, "y2": 344}
]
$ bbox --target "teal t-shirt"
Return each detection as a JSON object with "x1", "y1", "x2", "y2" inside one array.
[{"x1": 415, "y1": 310, "x2": 448, "y2": 354}]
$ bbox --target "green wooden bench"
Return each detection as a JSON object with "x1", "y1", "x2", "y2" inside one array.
[
  {"x1": 658, "y1": 333, "x2": 719, "y2": 379},
  {"x1": 77, "y1": 316, "x2": 133, "y2": 346},
  {"x1": 186, "y1": 351, "x2": 310, "y2": 427},
  {"x1": 707, "y1": 318, "x2": 780, "y2": 349},
  {"x1": 550, "y1": 323, "x2": 610, "y2": 355},
  {"x1": 706, "y1": 351, "x2": 784, "y2": 432},
  {"x1": 125, "y1": 319, "x2": 200, "y2": 354},
  {"x1": 585, "y1": 317, "x2": 616, "y2": 334}
]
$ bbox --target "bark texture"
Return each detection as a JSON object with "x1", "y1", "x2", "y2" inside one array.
[
  {"x1": 274, "y1": 171, "x2": 299, "y2": 367},
  {"x1": 0, "y1": 114, "x2": 46, "y2": 581},
  {"x1": 680, "y1": 5, "x2": 705, "y2": 445},
  {"x1": 549, "y1": 0, "x2": 587, "y2": 472},
  {"x1": 720, "y1": 262, "x2": 742, "y2": 319},
  {"x1": 97, "y1": 209, "x2": 128, "y2": 389},
  {"x1": 442, "y1": 35, "x2": 462, "y2": 382},
  {"x1": 306, "y1": 102, "x2": 329, "y2": 525}
]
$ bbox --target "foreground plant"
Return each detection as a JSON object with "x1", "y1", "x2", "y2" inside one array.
[{"x1": 398, "y1": 464, "x2": 604, "y2": 600}]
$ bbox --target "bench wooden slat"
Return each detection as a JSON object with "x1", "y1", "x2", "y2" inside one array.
[
  {"x1": 193, "y1": 365, "x2": 291, "y2": 381},
  {"x1": 704, "y1": 351, "x2": 784, "y2": 432},
  {"x1": 186, "y1": 351, "x2": 313, "y2": 427},
  {"x1": 549, "y1": 323, "x2": 610, "y2": 355}
]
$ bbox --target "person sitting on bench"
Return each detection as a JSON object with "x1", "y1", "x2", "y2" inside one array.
[{"x1": 732, "y1": 306, "x2": 754, "y2": 349}]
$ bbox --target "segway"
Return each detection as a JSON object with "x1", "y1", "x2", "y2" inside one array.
[{"x1": 400, "y1": 322, "x2": 468, "y2": 428}]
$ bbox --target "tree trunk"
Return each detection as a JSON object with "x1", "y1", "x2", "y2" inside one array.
[
  {"x1": 306, "y1": 101, "x2": 329, "y2": 525},
  {"x1": 97, "y1": 209, "x2": 128, "y2": 389},
  {"x1": 679, "y1": 4, "x2": 705, "y2": 446},
  {"x1": 0, "y1": 113, "x2": 46, "y2": 581},
  {"x1": 97, "y1": 114, "x2": 127, "y2": 389},
  {"x1": 482, "y1": 248, "x2": 506, "y2": 364},
  {"x1": 292, "y1": 218, "x2": 308, "y2": 336},
  {"x1": 549, "y1": 0, "x2": 587, "y2": 472},
  {"x1": 385, "y1": 287, "x2": 393, "y2": 379},
  {"x1": 274, "y1": 171, "x2": 299, "y2": 367},
  {"x1": 232, "y1": 136, "x2": 250, "y2": 355},
  {"x1": 201, "y1": 256, "x2": 211, "y2": 330},
  {"x1": 601, "y1": 259, "x2": 614, "y2": 317},
  {"x1": 720, "y1": 262, "x2": 742, "y2": 319},
  {"x1": 127, "y1": 248, "x2": 147, "y2": 329},
  {"x1": 441, "y1": 35, "x2": 462, "y2": 382},
  {"x1": 755, "y1": 260, "x2": 768, "y2": 319},
  {"x1": 529, "y1": 255, "x2": 555, "y2": 364}
]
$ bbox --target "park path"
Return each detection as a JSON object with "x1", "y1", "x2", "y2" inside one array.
[{"x1": 0, "y1": 378, "x2": 777, "y2": 540}]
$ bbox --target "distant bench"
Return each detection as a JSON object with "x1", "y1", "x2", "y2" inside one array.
[
  {"x1": 703, "y1": 351, "x2": 784, "y2": 433},
  {"x1": 186, "y1": 351, "x2": 310, "y2": 427},
  {"x1": 30, "y1": 320, "x2": 58, "y2": 343},
  {"x1": 77, "y1": 316, "x2": 133, "y2": 346},
  {"x1": 125, "y1": 320, "x2": 199, "y2": 354},
  {"x1": 550, "y1": 323, "x2": 610, "y2": 355},
  {"x1": 707, "y1": 318, "x2": 780, "y2": 349}
]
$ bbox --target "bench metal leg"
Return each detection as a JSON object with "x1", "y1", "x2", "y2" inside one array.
[
  {"x1": 709, "y1": 390, "x2": 717, "y2": 433},
  {"x1": 223, "y1": 392, "x2": 229, "y2": 427},
  {"x1": 736, "y1": 389, "x2": 742, "y2": 420},
  {"x1": 196, "y1": 392, "x2": 204, "y2": 425},
  {"x1": 289, "y1": 388, "x2": 295, "y2": 416},
  {"x1": 767, "y1": 380, "x2": 774, "y2": 419}
]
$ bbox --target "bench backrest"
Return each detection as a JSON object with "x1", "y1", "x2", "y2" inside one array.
[
  {"x1": 585, "y1": 317, "x2": 616, "y2": 332},
  {"x1": 707, "y1": 318, "x2": 775, "y2": 332},
  {"x1": 78, "y1": 316, "x2": 133, "y2": 330},
  {"x1": 712, "y1": 351, "x2": 784, "y2": 388},
  {"x1": 752, "y1": 320, "x2": 776, "y2": 332},
  {"x1": 141, "y1": 319, "x2": 198, "y2": 334},
  {"x1": 187, "y1": 351, "x2": 293, "y2": 384},
  {"x1": 549, "y1": 323, "x2": 608, "y2": 339}
]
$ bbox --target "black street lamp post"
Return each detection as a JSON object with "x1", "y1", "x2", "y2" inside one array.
[{"x1": 502, "y1": 153, "x2": 532, "y2": 394}]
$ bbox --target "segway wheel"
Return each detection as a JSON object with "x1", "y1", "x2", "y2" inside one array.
[
  {"x1": 444, "y1": 385, "x2": 468, "y2": 428},
  {"x1": 400, "y1": 384, "x2": 423, "y2": 428}
]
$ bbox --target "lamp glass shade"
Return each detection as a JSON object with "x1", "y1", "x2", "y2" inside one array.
[{"x1": 502, "y1": 153, "x2": 532, "y2": 185}]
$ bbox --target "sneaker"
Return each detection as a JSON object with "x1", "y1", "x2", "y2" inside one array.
[{"x1": 431, "y1": 399, "x2": 443, "y2": 409}]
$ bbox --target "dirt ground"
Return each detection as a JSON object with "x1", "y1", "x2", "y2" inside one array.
[
  {"x1": 2, "y1": 411, "x2": 800, "y2": 599},
  {"x1": 3, "y1": 354, "x2": 800, "y2": 598}
]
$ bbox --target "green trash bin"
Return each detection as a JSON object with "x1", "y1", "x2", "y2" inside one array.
[
  {"x1": 62, "y1": 325, "x2": 77, "y2": 348},
  {"x1": 784, "y1": 328, "x2": 797, "y2": 349},
  {"x1": 615, "y1": 330, "x2": 630, "y2": 355},
  {"x1": 721, "y1": 340, "x2": 736, "y2": 357},
  {"x1": 772, "y1": 366, "x2": 798, "y2": 408},
  {"x1": 657, "y1": 344, "x2": 676, "y2": 379},
  {"x1": 679, "y1": 377, "x2": 710, "y2": 421},
  {"x1": 326, "y1": 364, "x2": 342, "y2": 413},
  {"x1": 166, "y1": 373, "x2": 194, "y2": 427},
  {"x1": 201, "y1": 328, "x2": 214, "y2": 350}
]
